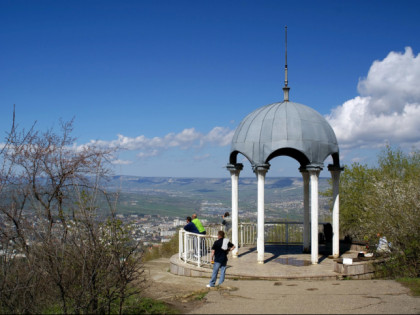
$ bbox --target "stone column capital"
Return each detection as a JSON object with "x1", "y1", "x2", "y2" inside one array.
[
  {"x1": 252, "y1": 163, "x2": 270, "y2": 175},
  {"x1": 300, "y1": 164, "x2": 323, "y2": 174},
  {"x1": 227, "y1": 163, "x2": 243, "y2": 176},
  {"x1": 307, "y1": 168, "x2": 321, "y2": 177}
]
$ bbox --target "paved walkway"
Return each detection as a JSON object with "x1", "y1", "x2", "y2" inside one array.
[
  {"x1": 193, "y1": 279, "x2": 420, "y2": 314},
  {"x1": 145, "y1": 258, "x2": 420, "y2": 314}
]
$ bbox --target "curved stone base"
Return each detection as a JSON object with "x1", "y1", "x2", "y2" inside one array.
[
  {"x1": 170, "y1": 255, "x2": 213, "y2": 278},
  {"x1": 169, "y1": 253, "x2": 341, "y2": 281},
  {"x1": 171, "y1": 245, "x2": 379, "y2": 281}
]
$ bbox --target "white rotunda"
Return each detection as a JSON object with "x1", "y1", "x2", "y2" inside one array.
[{"x1": 227, "y1": 27, "x2": 343, "y2": 264}]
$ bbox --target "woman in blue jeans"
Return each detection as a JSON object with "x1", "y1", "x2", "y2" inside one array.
[{"x1": 207, "y1": 230, "x2": 235, "y2": 287}]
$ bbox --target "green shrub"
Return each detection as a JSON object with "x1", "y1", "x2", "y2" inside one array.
[
  {"x1": 113, "y1": 296, "x2": 178, "y2": 314},
  {"x1": 333, "y1": 146, "x2": 420, "y2": 278}
]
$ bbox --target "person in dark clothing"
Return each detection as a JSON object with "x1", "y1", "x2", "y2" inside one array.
[
  {"x1": 184, "y1": 216, "x2": 200, "y2": 234},
  {"x1": 221, "y1": 211, "x2": 230, "y2": 230},
  {"x1": 323, "y1": 223, "x2": 333, "y2": 243},
  {"x1": 207, "y1": 230, "x2": 235, "y2": 287}
]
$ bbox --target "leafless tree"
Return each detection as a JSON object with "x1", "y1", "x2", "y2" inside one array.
[{"x1": 0, "y1": 111, "x2": 145, "y2": 314}]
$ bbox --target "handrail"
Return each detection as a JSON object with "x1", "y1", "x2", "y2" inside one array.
[{"x1": 179, "y1": 229, "x2": 218, "y2": 268}]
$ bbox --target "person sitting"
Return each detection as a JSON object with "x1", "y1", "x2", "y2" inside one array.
[
  {"x1": 192, "y1": 213, "x2": 206, "y2": 235},
  {"x1": 184, "y1": 216, "x2": 200, "y2": 234},
  {"x1": 376, "y1": 232, "x2": 391, "y2": 253}
]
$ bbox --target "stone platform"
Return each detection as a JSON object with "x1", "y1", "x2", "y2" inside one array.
[{"x1": 171, "y1": 244, "x2": 375, "y2": 280}]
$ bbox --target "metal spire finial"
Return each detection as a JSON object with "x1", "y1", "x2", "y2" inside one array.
[
  {"x1": 283, "y1": 25, "x2": 290, "y2": 101},
  {"x1": 285, "y1": 25, "x2": 288, "y2": 87}
]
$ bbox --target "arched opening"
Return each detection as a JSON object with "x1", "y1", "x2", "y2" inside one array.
[
  {"x1": 229, "y1": 150, "x2": 253, "y2": 166},
  {"x1": 266, "y1": 148, "x2": 310, "y2": 167}
]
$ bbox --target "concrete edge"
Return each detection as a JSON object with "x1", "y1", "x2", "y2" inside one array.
[{"x1": 169, "y1": 254, "x2": 342, "y2": 281}]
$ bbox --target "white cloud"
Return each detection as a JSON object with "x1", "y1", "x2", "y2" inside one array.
[
  {"x1": 84, "y1": 126, "x2": 234, "y2": 159},
  {"x1": 137, "y1": 150, "x2": 159, "y2": 158},
  {"x1": 327, "y1": 47, "x2": 420, "y2": 150},
  {"x1": 111, "y1": 159, "x2": 133, "y2": 165},
  {"x1": 201, "y1": 127, "x2": 235, "y2": 147}
]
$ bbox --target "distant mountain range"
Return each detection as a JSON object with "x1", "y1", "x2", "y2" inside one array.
[
  {"x1": 105, "y1": 176, "x2": 331, "y2": 220},
  {"x1": 107, "y1": 175, "x2": 324, "y2": 192}
]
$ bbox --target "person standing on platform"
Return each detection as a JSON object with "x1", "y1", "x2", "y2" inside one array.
[
  {"x1": 222, "y1": 211, "x2": 231, "y2": 237},
  {"x1": 207, "y1": 230, "x2": 235, "y2": 288},
  {"x1": 192, "y1": 213, "x2": 206, "y2": 235}
]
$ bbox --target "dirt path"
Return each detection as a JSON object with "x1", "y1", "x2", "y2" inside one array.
[
  {"x1": 143, "y1": 258, "x2": 210, "y2": 313},
  {"x1": 144, "y1": 258, "x2": 420, "y2": 314}
]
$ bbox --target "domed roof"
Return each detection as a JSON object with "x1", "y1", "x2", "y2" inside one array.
[{"x1": 229, "y1": 101, "x2": 340, "y2": 169}]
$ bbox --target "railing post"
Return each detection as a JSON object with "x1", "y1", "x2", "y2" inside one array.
[
  {"x1": 197, "y1": 235, "x2": 201, "y2": 268},
  {"x1": 179, "y1": 229, "x2": 183, "y2": 260},
  {"x1": 183, "y1": 231, "x2": 188, "y2": 263},
  {"x1": 204, "y1": 236, "x2": 208, "y2": 263},
  {"x1": 285, "y1": 222, "x2": 289, "y2": 245},
  {"x1": 240, "y1": 223, "x2": 244, "y2": 248}
]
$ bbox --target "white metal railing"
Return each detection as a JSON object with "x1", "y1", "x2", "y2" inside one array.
[
  {"x1": 239, "y1": 222, "x2": 257, "y2": 246},
  {"x1": 179, "y1": 229, "x2": 218, "y2": 268},
  {"x1": 178, "y1": 222, "x2": 329, "y2": 266},
  {"x1": 239, "y1": 221, "x2": 328, "y2": 246},
  {"x1": 205, "y1": 224, "x2": 225, "y2": 237}
]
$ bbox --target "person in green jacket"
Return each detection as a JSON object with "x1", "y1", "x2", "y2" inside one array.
[{"x1": 192, "y1": 213, "x2": 206, "y2": 235}]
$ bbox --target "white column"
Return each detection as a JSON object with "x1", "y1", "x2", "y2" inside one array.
[
  {"x1": 228, "y1": 164, "x2": 242, "y2": 258},
  {"x1": 301, "y1": 170, "x2": 310, "y2": 253},
  {"x1": 309, "y1": 168, "x2": 321, "y2": 264},
  {"x1": 255, "y1": 166, "x2": 269, "y2": 264},
  {"x1": 329, "y1": 165, "x2": 343, "y2": 258}
]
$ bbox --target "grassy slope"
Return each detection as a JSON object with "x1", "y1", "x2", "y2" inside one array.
[{"x1": 397, "y1": 278, "x2": 420, "y2": 296}]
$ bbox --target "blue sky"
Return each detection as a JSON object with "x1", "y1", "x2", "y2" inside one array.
[{"x1": 1, "y1": 0, "x2": 419, "y2": 178}]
